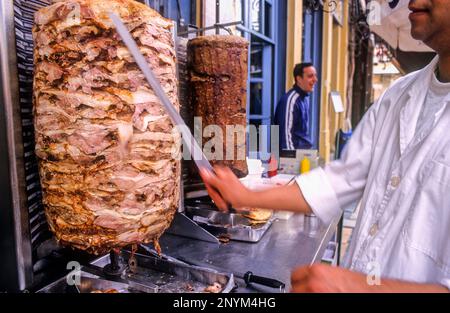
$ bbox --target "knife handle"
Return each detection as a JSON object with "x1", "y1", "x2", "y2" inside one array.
[{"x1": 243, "y1": 271, "x2": 286, "y2": 290}]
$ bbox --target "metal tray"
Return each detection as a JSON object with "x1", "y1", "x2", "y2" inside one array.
[
  {"x1": 38, "y1": 251, "x2": 235, "y2": 293},
  {"x1": 185, "y1": 205, "x2": 275, "y2": 243},
  {"x1": 76, "y1": 276, "x2": 132, "y2": 293}
]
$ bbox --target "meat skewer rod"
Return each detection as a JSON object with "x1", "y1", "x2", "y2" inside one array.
[{"x1": 104, "y1": 248, "x2": 126, "y2": 276}]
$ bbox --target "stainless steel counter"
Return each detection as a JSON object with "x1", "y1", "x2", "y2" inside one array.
[{"x1": 159, "y1": 213, "x2": 342, "y2": 292}]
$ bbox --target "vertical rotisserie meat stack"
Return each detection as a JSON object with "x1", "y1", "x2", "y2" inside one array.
[
  {"x1": 188, "y1": 35, "x2": 249, "y2": 178},
  {"x1": 33, "y1": 0, "x2": 180, "y2": 254}
]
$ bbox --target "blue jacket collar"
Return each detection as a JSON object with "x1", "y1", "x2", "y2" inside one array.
[{"x1": 293, "y1": 84, "x2": 310, "y2": 97}]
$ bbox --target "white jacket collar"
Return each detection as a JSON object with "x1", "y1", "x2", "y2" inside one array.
[{"x1": 399, "y1": 55, "x2": 450, "y2": 155}]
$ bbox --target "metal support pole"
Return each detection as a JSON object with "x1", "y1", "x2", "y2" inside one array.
[{"x1": 215, "y1": 0, "x2": 220, "y2": 34}]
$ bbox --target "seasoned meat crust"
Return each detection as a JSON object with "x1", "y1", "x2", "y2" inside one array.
[
  {"x1": 33, "y1": 0, "x2": 180, "y2": 254},
  {"x1": 188, "y1": 35, "x2": 249, "y2": 177}
]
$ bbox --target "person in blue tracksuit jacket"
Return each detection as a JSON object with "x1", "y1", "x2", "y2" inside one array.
[{"x1": 274, "y1": 63, "x2": 318, "y2": 150}]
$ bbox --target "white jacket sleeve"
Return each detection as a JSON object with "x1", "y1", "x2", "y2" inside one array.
[
  {"x1": 295, "y1": 96, "x2": 382, "y2": 224},
  {"x1": 441, "y1": 277, "x2": 450, "y2": 291}
]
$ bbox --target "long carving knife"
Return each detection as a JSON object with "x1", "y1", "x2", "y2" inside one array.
[
  {"x1": 108, "y1": 12, "x2": 213, "y2": 174},
  {"x1": 176, "y1": 256, "x2": 286, "y2": 292}
]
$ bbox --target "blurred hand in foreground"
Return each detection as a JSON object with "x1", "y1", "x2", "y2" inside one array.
[{"x1": 199, "y1": 166, "x2": 251, "y2": 212}]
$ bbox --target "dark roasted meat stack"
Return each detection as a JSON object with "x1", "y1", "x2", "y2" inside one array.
[
  {"x1": 33, "y1": 0, "x2": 180, "y2": 254},
  {"x1": 188, "y1": 35, "x2": 249, "y2": 178}
]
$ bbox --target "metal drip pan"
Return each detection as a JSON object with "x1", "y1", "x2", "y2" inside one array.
[{"x1": 38, "y1": 250, "x2": 235, "y2": 293}]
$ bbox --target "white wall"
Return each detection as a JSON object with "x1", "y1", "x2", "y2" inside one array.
[{"x1": 203, "y1": 0, "x2": 242, "y2": 35}]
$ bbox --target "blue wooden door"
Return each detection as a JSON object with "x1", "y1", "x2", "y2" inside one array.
[
  {"x1": 302, "y1": 6, "x2": 322, "y2": 150},
  {"x1": 238, "y1": 0, "x2": 284, "y2": 160}
]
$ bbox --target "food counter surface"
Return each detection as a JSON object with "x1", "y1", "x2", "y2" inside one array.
[{"x1": 159, "y1": 212, "x2": 342, "y2": 292}]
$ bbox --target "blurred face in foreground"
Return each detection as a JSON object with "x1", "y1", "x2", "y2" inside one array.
[{"x1": 409, "y1": 0, "x2": 450, "y2": 53}]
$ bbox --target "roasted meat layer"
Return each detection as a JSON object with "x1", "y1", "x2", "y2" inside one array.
[
  {"x1": 33, "y1": 0, "x2": 180, "y2": 254},
  {"x1": 188, "y1": 35, "x2": 249, "y2": 177}
]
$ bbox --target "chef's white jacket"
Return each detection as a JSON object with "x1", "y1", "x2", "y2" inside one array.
[{"x1": 296, "y1": 56, "x2": 450, "y2": 289}]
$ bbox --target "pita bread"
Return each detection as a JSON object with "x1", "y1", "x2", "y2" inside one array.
[{"x1": 242, "y1": 208, "x2": 273, "y2": 222}]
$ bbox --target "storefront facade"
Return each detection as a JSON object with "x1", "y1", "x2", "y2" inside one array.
[{"x1": 145, "y1": 0, "x2": 351, "y2": 162}]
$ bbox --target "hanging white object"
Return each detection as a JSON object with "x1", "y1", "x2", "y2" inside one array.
[{"x1": 369, "y1": 0, "x2": 433, "y2": 52}]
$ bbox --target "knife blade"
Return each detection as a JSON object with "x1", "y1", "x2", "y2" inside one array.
[
  {"x1": 108, "y1": 12, "x2": 213, "y2": 174},
  {"x1": 109, "y1": 13, "x2": 232, "y2": 210}
]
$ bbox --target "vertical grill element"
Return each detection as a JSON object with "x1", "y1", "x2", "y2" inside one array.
[
  {"x1": 13, "y1": 0, "x2": 53, "y2": 264},
  {"x1": 177, "y1": 37, "x2": 192, "y2": 184}
]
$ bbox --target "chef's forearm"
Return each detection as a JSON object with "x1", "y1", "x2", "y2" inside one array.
[{"x1": 245, "y1": 184, "x2": 313, "y2": 214}]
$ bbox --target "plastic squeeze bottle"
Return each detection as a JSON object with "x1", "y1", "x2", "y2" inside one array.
[{"x1": 300, "y1": 155, "x2": 311, "y2": 174}]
